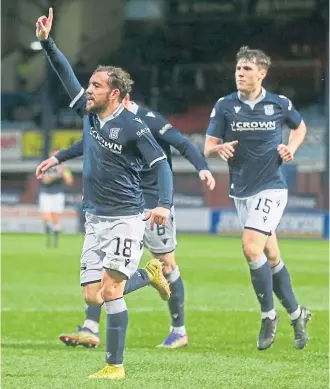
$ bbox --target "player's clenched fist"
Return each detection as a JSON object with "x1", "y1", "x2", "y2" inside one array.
[
  {"x1": 277, "y1": 144, "x2": 294, "y2": 162},
  {"x1": 36, "y1": 7, "x2": 53, "y2": 41},
  {"x1": 143, "y1": 207, "x2": 170, "y2": 231},
  {"x1": 36, "y1": 157, "x2": 58, "y2": 179},
  {"x1": 215, "y1": 140, "x2": 238, "y2": 161}
]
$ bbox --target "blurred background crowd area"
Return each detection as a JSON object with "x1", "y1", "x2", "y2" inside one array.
[{"x1": 1, "y1": 0, "x2": 329, "y2": 236}]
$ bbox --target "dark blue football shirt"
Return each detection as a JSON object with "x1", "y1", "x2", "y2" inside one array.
[
  {"x1": 130, "y1": 103, "x2": 209, "y2": 208},
  {"x1": 68, "y1": 93, "x2": 166, "y2": 216},
  {"x1": 41, "y1": 37, "x2": 205, "y2": 210},
  {"x1": 206, "y1": 88, "x2": 302, "y2": 198}
]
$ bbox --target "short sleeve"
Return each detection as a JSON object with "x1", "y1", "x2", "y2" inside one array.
[
  {"x1": 206, "y1": 99, "x2": 226, "y2": 139},
  {"x1": 279, "y1": 95, "x2": 302, "y2": 129},
  {"x1": 69, "y1": 88, "x2": 87, "y2": 118}
]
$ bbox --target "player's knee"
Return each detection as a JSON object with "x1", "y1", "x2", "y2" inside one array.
[
  {"x1": 264, "y1": 247, "x2": 281, "y2": 266},
  {"x1": 101, "y1": 283, "x2": 123, "y2": 301},
  {"x1": 162, "y1": 261, "x2": 176, "y2": 275},
  {"x1": 101, "y1": 272, "x2": 126, "y2": 301},
  {"x1": 154, "y1": 252, "x2": 176, "y2": 275},
  {"x1": 264, "y1": 235, "x2": 281, "y2": 266},
  {"x1": 242, "y1": 240, "x2": 263, "y2": 262},
  {"x1": 83, "y1": 288, "x2": 100, "y2": 306}
]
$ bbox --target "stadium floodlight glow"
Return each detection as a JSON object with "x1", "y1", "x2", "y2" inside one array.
[{"x1": 30, "y1": 41, "x2": 42, "y2": 51}]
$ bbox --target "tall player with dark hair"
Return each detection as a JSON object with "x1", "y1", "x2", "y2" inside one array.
[{"x1": 204, "y1": 46, "x2": 311, "y2": 351}]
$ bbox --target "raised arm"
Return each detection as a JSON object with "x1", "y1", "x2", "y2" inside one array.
[{"x1": 36, "y1": 8, "x2": 84, "y2": 103}]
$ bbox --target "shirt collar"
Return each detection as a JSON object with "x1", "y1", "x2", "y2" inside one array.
[
  {"x1": 97, "y1": 104, "x2": 124, "y2": 128},
  {"x1": 237, "y1": 87, "x2": 266, "y2": 107}
]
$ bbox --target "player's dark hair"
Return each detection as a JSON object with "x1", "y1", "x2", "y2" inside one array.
[
  {"x1": 236, "y1": 46, "x2": 271, "y2": 69},
  {"x1": 93, "y1": 65, "x2": 134, "y2": 100}
]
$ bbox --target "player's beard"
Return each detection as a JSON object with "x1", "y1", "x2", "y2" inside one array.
[
  {"x1": 86, "y1": 99, "x2": 107, "y2": 114},
  {"x1": 86, "y1": 93, "x2": 112, "y2": 114}
]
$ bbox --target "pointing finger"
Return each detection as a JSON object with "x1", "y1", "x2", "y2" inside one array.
[{"x1": 48, "y1": 7, "x2": 53, "y2": 23}]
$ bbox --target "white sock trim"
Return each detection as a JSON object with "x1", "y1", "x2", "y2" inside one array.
[
  {"x1": 249, "y1": 254, "x2": 268, "y2": 270},
  {"x1": 104, "y1": 298, "x2": 127, "y2": 315},
  {"x1": 166, "y1": 266, "x2": 180, "y2": 284},
  {"x1": 261, "y1": 309, "x2": 276, "y2": 320},
  {"x1": 170, "y1": 325, "x2": 186, "y2": 336},
  {"x1": 83, "y1": 319, "x2": 99, "y2": 333},
  {"x1": 289, "y1": 306, "x2": 301, "y2": 321},
  {"x1": 271, "y1": 259, "x2": 284, "y2": 275}
]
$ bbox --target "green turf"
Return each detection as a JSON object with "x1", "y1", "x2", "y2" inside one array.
[{"x1": 1, "y1": 233, "x2": 329, "y2": 389}]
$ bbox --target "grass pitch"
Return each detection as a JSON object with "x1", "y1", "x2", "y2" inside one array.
[{"x1": 1, "y1": 233, "x2": 329, "y2": 389}]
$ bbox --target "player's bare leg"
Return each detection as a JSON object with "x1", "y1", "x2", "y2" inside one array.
[
  {"x1": 88, "y1": 270, "x2": 126, "y2": 380},
  {"x1": 41, "y1": 213, "x2": 52, "y2": 247},
  {"x1": 51, "y1": 213, "x2": 61, "y2": 247},
  {"x1": 265, "y1": 234, "x2": 311, "y2": 349},
  {"x1": 59, "y1": 282, "x2": 102, "y2": 348},
  {"x1": 153, "y1": 251, "x2": 188, "y2": 348},
  {"x1": 242, "y1": 228, "x2": 278, "y2": 350}
]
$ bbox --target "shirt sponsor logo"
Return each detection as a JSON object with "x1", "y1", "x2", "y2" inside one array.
[
  {"x1": 109, "y1": 128, "x2": 122, "y2": 140},
  {"x1": 136, "y1": 128, "x2": 151, "y2": 137},
  {"x1": 90, "y1": 129, "x2": 122, "y2": 154},
  {"x1": 159, "y1": 123, "x2": 172, "y2": 135},
  {"x1": 230, "y1": 121, "x2": 276, "y2": 131}
]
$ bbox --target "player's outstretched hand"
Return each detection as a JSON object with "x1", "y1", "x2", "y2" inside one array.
[
  {"x1": 36, "y1": 157, "x2": 58, "y2": 179},
  {"x1": 277, "y1": 144, "x2": 294, "y2": 162},
  {"x1": 199, "y1": 170, "x2": 216, "y2": 190},
  {"x1": 36, "y1": 7, "x2": 53, "y2": 41},
  {"x1": 143, "y1": 207, "x2": 170, "y2": 231},
  {"x1": 215, "y1": 140, "x2": 238, "y2": 161}
]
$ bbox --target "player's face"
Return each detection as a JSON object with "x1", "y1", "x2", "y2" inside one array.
[
  {"x1": 235, "y1": 59, "x2": 266, "y2": 93},
  {"x1": 86, "y1": 72, "x2": 120, "y2": 113}
]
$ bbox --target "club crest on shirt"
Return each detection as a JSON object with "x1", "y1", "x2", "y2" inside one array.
[
  {"x1": 109, "y1": 128, "x2": 122, "y2": 140},
  {"x1": 264, "y1": 104, "x2": 274, "y2": 116}
]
